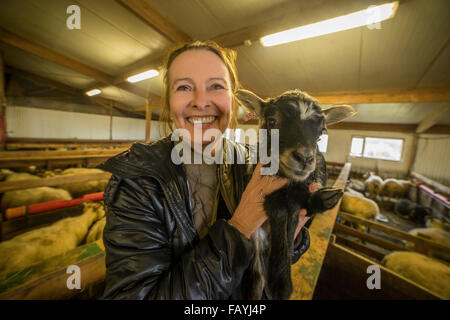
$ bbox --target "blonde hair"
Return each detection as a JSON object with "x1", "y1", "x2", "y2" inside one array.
[{"x1": 159, "y1": 40, "x2": 240, "y2": 136}]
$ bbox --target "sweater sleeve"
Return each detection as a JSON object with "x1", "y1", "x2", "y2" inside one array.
[
  {"x1": 101, "y1": 175, "x2": 255, "y2": 300},
  {"x1": 291, "y1": 227, "x2": 311, "y2": 264}
]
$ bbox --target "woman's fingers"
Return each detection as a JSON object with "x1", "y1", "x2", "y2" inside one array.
[{"x1": 294, "y1": 209, "x2": 311, "y2": 239}]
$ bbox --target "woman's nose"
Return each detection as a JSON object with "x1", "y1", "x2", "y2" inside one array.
[{"x1": 192, "y1": 88, "x2": 209, "y2": 109}]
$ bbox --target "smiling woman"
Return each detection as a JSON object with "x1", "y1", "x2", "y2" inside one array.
[{"x1": 98, "y1": 40, "x2": 313, "y2": 300}]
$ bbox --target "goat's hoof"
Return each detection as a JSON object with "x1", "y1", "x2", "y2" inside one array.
[{"x1": 311, "y1": 188, "x2": 343, "y2": 212}]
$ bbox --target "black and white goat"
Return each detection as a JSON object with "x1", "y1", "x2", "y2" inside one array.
[{"x1": 237, "y1": 89, "x2": 355, "y2": 300}]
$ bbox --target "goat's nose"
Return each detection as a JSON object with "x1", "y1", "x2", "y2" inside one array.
[{"x1": 292, "y1": 151, "x2": 314, "y2": 165}]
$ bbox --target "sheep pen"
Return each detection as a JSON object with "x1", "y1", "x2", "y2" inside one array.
[
  {"x1": 0, "y1": 201, "x2": 105, "y2": 276},
  {"x1": 0, "y1": 172, "x2": 72, "y2": 212},
  {"x1": 382, "y1": 251, "x2": 450, "y2": 299}
]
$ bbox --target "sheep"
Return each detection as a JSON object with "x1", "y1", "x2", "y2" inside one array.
[
  {"x1": 341, "y1": 191, "x2": 379, "y2": 221},
  {"x1": 86, "y1": 217, "x2": 106, "y2": 246},
  {"x1": 1, "y1": 173, "x2": 72, "y2": 212},
  {"x1": 0, "y1": 201, "x2": 105, "y2": 276},
  {"x1": 57, "y1": 168, "x2": 109, "y2": 198},
  {"x1": 381, "y1": 178, "x2": 413, "y2": 199},
  {"x1": 237, "y1": 89, "x2": 355, "y2": 300},
  {"x1": 393, "y1": 199, "x2": 432, "y2": 224},
  {"x1": 348, "y1": 179, "x2": 365, "y2": 193},
  {"x1": 364, "y1": 172, "x2": 384, "y2": 199},
  {"x1": 425, "y1": 217, "x2": 450, "y2": 232},
  {"x1": 340, "y1": 191, "x2": 380, "y2": 231},
  {"x1": 0, "y1": 168, "x2": 14, "y2": 181},
  {"x1": 406, "y1": 227, "x2": 450, "y2": 262},
  {"x1": 381, "y1": 251, "x2": 450, "y2": 299}
]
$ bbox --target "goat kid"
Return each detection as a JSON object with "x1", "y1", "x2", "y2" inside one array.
[{"x1": 236, "y1": 89, "x2": 355, "y2": 300}]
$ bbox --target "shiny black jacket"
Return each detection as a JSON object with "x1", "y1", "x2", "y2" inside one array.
[{"x1": 98, "y1": 136, "x2": 310, "y2": 299}]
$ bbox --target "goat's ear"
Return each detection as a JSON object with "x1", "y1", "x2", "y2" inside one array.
[
  {"x1": 323, "y1": 104, "x2": 356, "y2": 125},
  {"x1": 236, "y1": 89, "x2": 265, "y2": 121}
]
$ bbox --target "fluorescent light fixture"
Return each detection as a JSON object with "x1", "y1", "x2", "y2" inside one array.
[
  {"x1": 127, "y1": 69, "x2": 159, "y2": 83},
  {"x1": 260, "y1": 1, "x2": 399, "y2": 47},
  {"x1": 86, "y1": 89, "x2": 101, "y2": 96}
]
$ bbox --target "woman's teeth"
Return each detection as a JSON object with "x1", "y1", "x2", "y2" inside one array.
[{"x1": 187, "y1": 116, "x2": 217, "y2": 124}]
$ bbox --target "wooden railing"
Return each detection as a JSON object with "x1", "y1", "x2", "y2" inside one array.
[{"x1": 290, "y1": 162, "x2": 351, "y2": 299}]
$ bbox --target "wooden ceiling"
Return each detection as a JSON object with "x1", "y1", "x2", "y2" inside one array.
[{"x1": 0, "y1": 0, "x2": 449, "y2": 133}]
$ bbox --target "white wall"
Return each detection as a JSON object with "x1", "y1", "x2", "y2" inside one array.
[
  {"x1": 324, "y1": 129, "x2": 416, "y2": 178},
  {"x1": 6, "y1": 106, "x2": 162, "y2": 141}
]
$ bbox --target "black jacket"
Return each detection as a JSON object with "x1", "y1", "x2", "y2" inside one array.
[{"x1": 98, "y1": 136, "x2": 310, "y2": 299}]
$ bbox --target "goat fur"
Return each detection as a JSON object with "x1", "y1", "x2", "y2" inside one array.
[{"x1": 237, "y1": 89, "x2": 355, "y2": 299}]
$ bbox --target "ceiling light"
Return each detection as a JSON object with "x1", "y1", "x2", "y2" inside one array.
[
  {"x1": 260, "y1": 1, "x2": 399, "y2": 47},
  {"x1": 86, "y1": 89, "x2": 101, "y2": 96},
  {"x1": 127, "y1": 69, "x2": 159, "y2": 83}
]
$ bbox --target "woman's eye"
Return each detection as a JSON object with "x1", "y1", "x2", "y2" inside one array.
[
  {"x1": 211, "y1": 83, "x2": 225, "y2": 90},
  {"x1": 176, "y1": 85, "x2": 190, "y2": 91}
]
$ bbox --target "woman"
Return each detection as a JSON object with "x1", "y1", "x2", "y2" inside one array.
[{"x1": 99, "y1": 41, "x2": 312, "y2": 299}]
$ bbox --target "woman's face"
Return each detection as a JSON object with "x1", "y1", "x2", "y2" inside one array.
[{"x1": 169, "y1": 49, "x2": 233, "y2": 147}]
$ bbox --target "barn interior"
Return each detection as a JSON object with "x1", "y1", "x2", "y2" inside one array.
[{"x1": 0, "y1": 0, "x2": 449, "y2": 300}]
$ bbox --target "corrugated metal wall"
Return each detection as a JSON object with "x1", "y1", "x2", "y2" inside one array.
[
  {"x1": 414, "y1": 134, "x2": 450, "y2": 186},
  {"x1": 6, "y1": 106, "x2": 161, "y2": 141}
]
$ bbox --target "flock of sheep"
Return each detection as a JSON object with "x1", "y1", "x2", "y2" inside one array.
[
  {"x1": 0, "y1": 165, "x2": 449, "y2": 299},
  {"x1": 340, "y1": 171, "x2": 450, "y2": 299},
  {"x1": 0, "y1": 167, "x2": 108, "y2": 279}
]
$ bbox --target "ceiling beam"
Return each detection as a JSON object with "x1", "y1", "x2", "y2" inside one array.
[
  {"x1": 0, "y1": 27, "x2": 158, "y2": 102},
  {"x1": 4, "y1": 66, "x2": 144, "y2": 116},
  {"x1": 327, "y1": 122, "x2": 450, "y2": 134},
  {"x1": 415, "y1": 105, "x2": 450, "y2": 133},
  {"x1": 0, "y1": 27, "x2": 111, "y2": 84},
  {"x1": 115, "y1": 0, "x2": 191, "y2": 43},
  {"x1": 310, "y1": 89, "x2": 450, "y2": 104}
]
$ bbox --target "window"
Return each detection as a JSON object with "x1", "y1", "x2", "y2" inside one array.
[
  {"x1": 350, "y1": 136, "x2": 403, "y2": 161},
  {"x1": 318, "y1": 134, "x2": 328, "y2": 153}
]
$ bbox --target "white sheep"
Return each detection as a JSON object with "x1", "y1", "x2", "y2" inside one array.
[
  {"x1": 364, "y1": 172, "x2": 384, "y2": 199},
  {"x1": 0, "y1": 201, "x2": 105, "y2": 276},
  {"x1": 382, "y1": 251, "x2": 450, "y2": 299},
  {"x1": 381, "y1": 178, "x2": 412, "y2": 199},
  {"x1": 341, "y1": 191, "x2": 380, "y2": 220},
  {"x1": 1, "y1": 173, "x2": 72, "y2": 212},
  {"x1": 86, "y1": 217, "x2": 106, "y2": 246},
  {"x1": 340, "y1": 191, "x2": 380, "y2": 231},
  {"x1": 57, "y1": 168, "x2": 109, "y2": 198},
  {"x1": 406, "y1": 227, "x2": 450, "y2": 262}
]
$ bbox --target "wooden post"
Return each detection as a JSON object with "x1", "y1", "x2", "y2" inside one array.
[
  {"x1": 290, "y1": 163, "x2": 352, "y2": 299},
  {"x1": 0, "y1": 51, "x2": 5, "y2": 151},
  {"x1": 109, "y1": 102, "x2": 113, "y2": 141},
  {"x1": 145, "y1": 103, "x2": 152, "y2": 143},
  {"x1": 408, "y1": 133, "x2": 419, "y2": 176}
]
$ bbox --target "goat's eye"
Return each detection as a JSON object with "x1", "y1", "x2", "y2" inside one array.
[{"x1": 267, "y1": 118, "x2": 277, "y2": 127}]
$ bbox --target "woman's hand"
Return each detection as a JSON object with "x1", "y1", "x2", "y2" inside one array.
[
  {"x1": 293, "y1": 182, "x2": 317, "y2": 239},
  {"x1": 230, "y1": 162, "x2": 289, "y2": 238}
]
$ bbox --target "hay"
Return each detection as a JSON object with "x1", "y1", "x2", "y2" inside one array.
[
  {"x1": 382, "y1": 251, "x2": 450, "y2": 299},
  {"x1": 0, "y1": 201, "x2": 105, "y2": 276}
]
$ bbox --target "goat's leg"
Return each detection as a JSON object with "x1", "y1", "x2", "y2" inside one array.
[
  {"x1": 306, "y1": 187, "x2": 343, "y2": 215},
  {"x1": 286, "y1": 207, "x2": 300, "y2": 260},
  {"x1": 266, "y1": 209, "x2": 292, "y2": 300}
]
